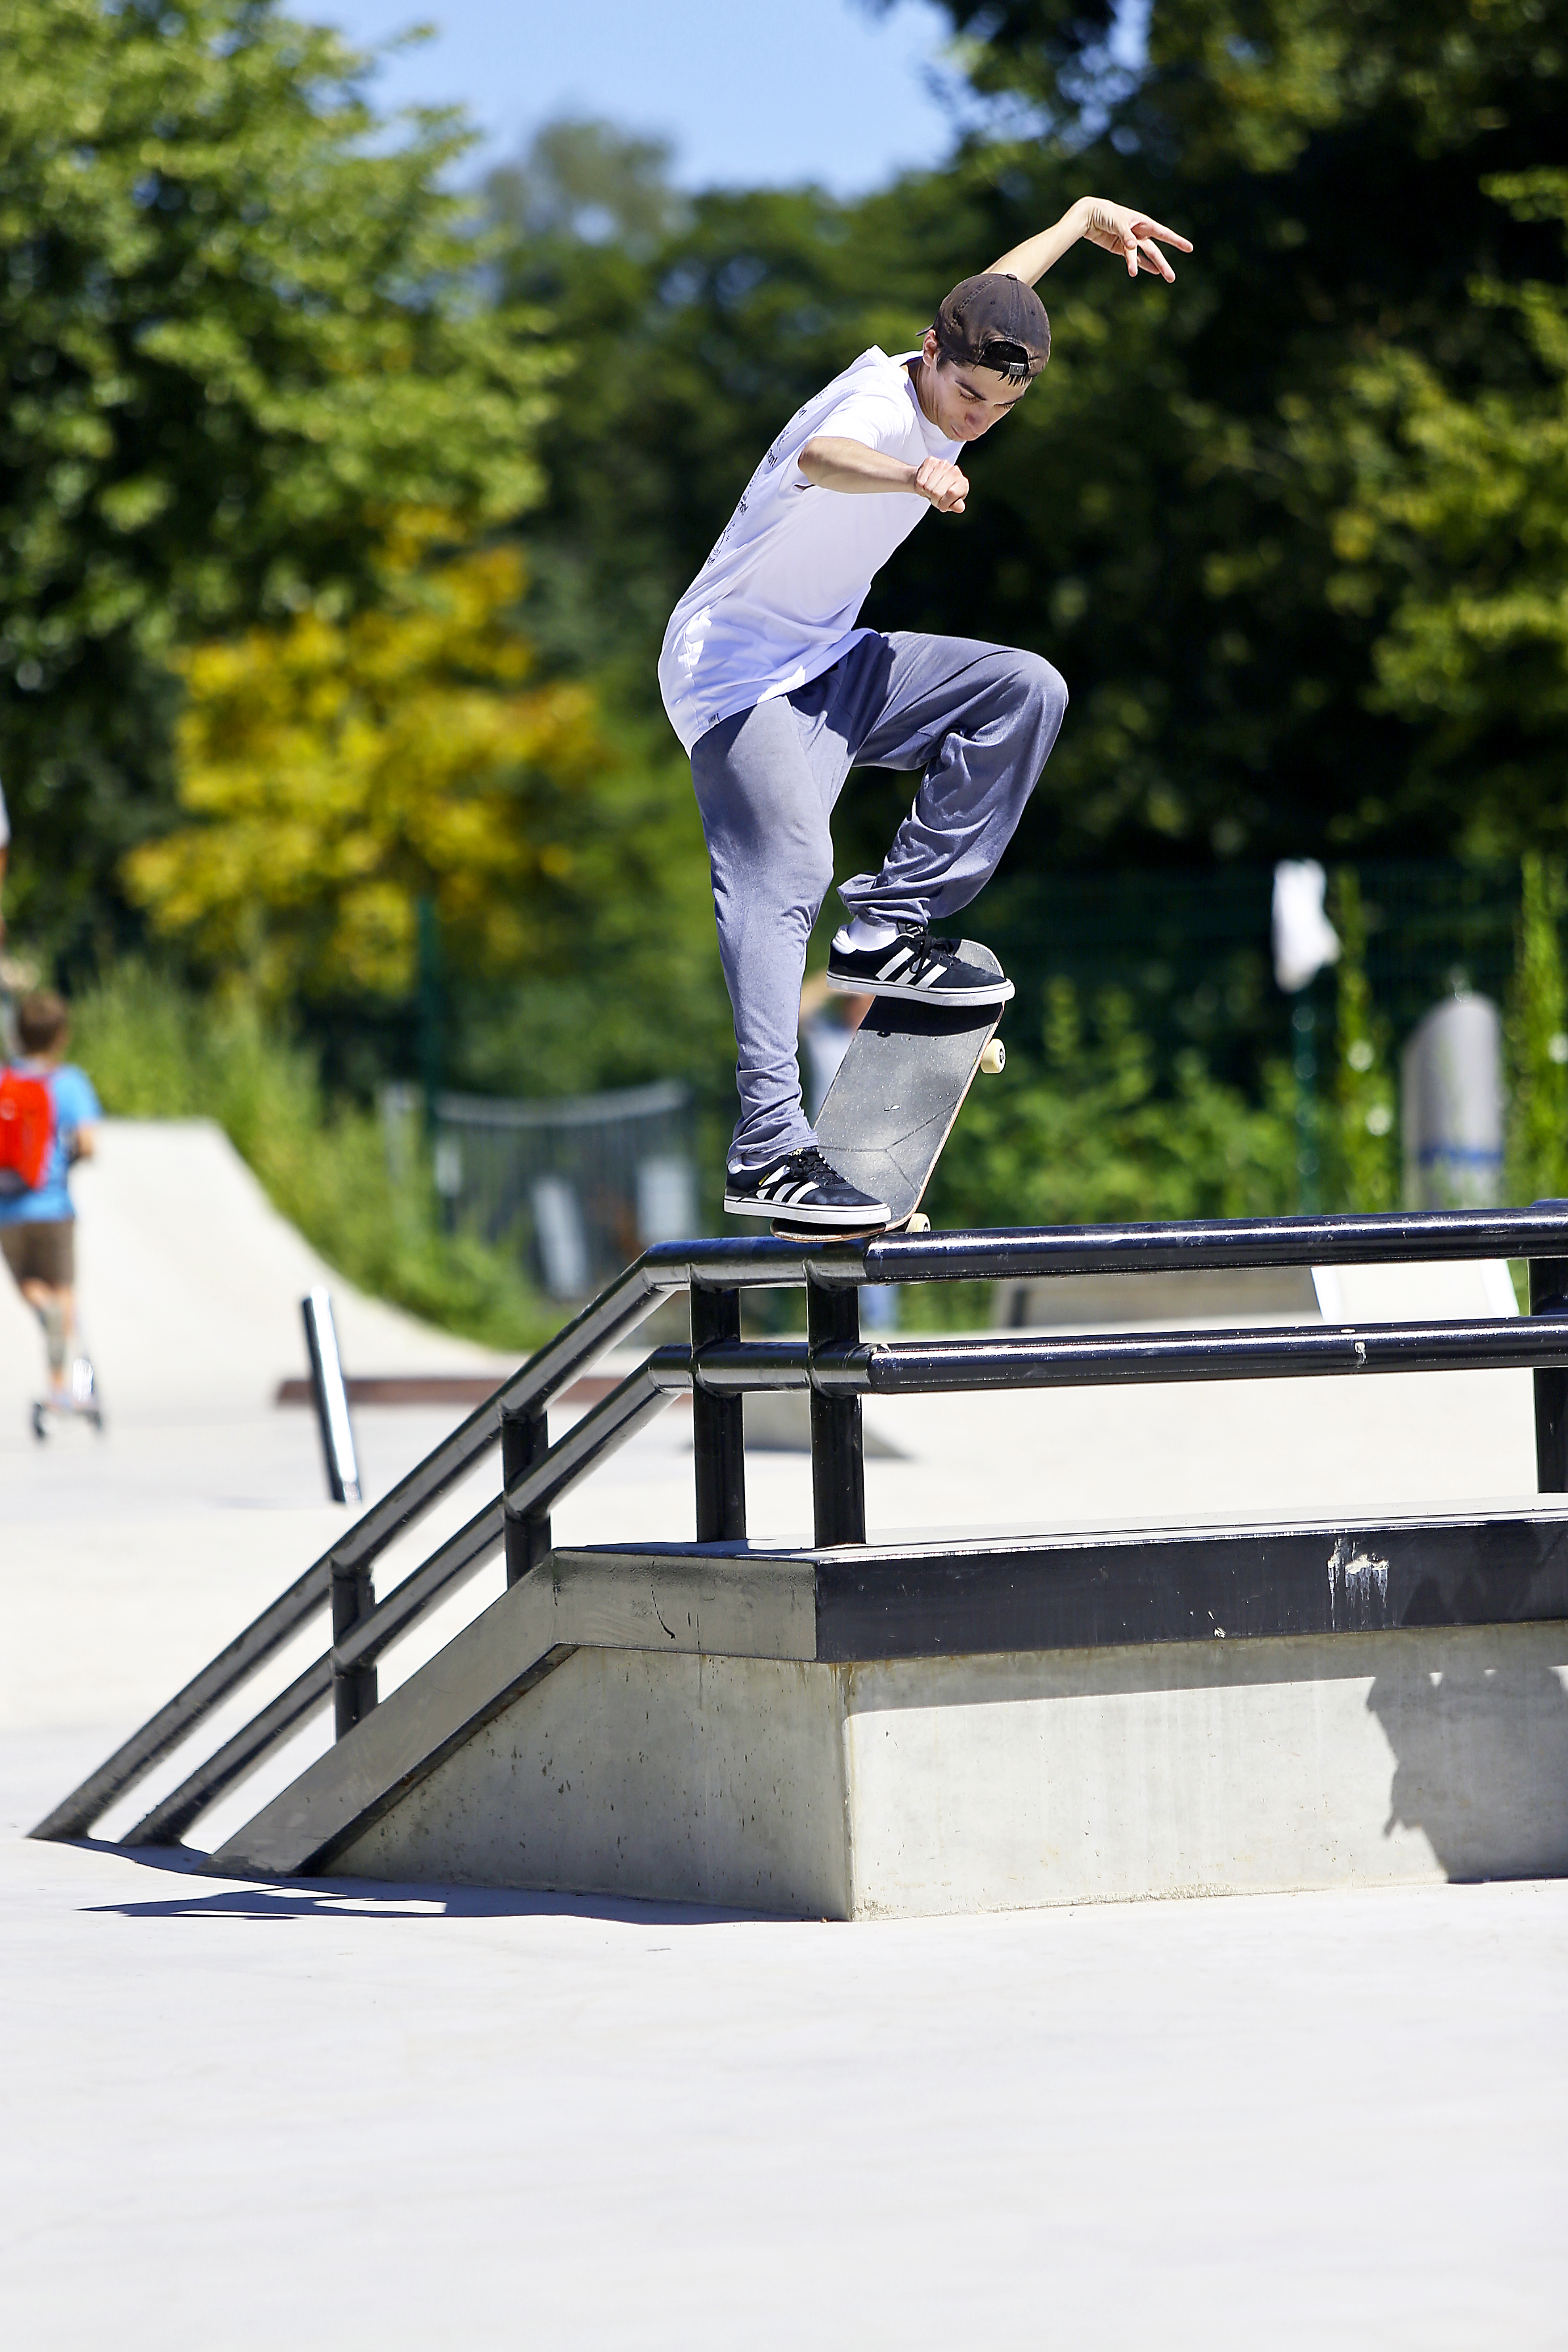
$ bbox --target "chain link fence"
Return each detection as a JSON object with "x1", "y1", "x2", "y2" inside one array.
[{"x1": 383, "y1": 1079, "x2": 697, "y2": 1300}]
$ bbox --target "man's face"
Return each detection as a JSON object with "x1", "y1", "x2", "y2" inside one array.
[{"x1": 916, "y1": 329, "x2": 1035, "y2": 440}]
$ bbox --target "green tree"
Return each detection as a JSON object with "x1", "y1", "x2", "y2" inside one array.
[
  {"x1": 487, "y1": 118, "x2": 691, "y2": 256},
  {"x1": 519, "y1": 14, "x2": 1568, "y2": 888},
  {"x1": 0, "y1": 0, "x2": 553, "y2": 953},
  {"x1": 1505, "y1": 849, "x2": 1568, "y2": 1204},
  {"x1": 1319, "y1": 172, "x2": 1568, "y2": 859},
  {"x1": 916, "y1": 0, "x2": 1568, "y2": 866}
]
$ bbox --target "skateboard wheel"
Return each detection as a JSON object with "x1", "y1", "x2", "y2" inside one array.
[
  {"x1": 980, "y1": 1038, "x2": 1006, "y2": 1074},
  {"x1": 906, "y1": 1212, "x2": 931, "y2": 1233}
]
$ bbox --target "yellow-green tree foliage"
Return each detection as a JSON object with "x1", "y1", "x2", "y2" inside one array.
[
  {"x1": 1, "y1": 0, "x2": 556, "y2": 945},
  {"x1": 125, "y1": 530, "x2": 603, "y2": 1002}
]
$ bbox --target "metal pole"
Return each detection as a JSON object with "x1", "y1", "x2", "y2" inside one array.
[
  {"x1": 301, "y1": 1290, "x2": 362, "y2": 1507},
  {"x1": 501, "y1": 1403, "x2": 551, "y2": 1585},
  {"x1": 691, "y1": 1283, "x2": 746, "y2": 1541},
  {"x1": 1529, "y1": 1229, "x2": 1568, "y2": 1491},
  {"x1": 329, "y1": 1558, "x2": 378, "y2": 1738},
  {"x1": 807, "y1": 1270, "x2": 866, "y2": 1547}
]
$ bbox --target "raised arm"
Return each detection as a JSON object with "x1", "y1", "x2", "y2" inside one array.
[{"x1": 989, "y1": 197, "x2": 1193, "y2": 286}]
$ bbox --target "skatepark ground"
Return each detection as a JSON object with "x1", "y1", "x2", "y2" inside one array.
[{"x1": 3, "y1": 1124, "x2": 1566, "y2": 2345}]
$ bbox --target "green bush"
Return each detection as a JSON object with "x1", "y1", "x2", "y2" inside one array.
[
  {"x1": 1326, "y1": 868, "x2": 1399, "y2": 1213},
  {"x1": 928, "y1": 979, "x2": 1298, "y2": 1233},
  {"x1": 70, "y1": 964, "x2": 558, "y2": 1354},
  {"x1": 1506, "y1": 852, "x2": 1568, "y2": 1208}
]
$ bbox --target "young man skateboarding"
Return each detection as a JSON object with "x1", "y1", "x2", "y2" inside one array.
[{"x1": 660, "y1": 196, "x2": 1191, "y2": 1228}]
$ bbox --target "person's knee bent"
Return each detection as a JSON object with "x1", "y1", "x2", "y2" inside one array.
[{"x1": 1007, "y1": 649, "x2": 1067, "y2": 731}]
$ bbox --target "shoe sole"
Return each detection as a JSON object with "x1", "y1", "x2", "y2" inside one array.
[
  {"x1": 826, "y1": 968, "x2": 1015, "y2": 1006},
  {"x1": 723, "y1": 1192, "x2": 890, "y2": 1227}
]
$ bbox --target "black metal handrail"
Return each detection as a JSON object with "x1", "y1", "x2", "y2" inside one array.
[
  {"x1": 32, "y1": 1205, "x2": 1568, "y2": 1853},
  {"x1": 654, "y1": 1317, "x2": 1568, "y2": 1395}
]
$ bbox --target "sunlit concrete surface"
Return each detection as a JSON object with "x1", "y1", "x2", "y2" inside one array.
[
  {"x1": 4, "y1": 1153, "x2": 1566, "y2": 2341},
  {"x1": 0, "y1": 1119, "x2": 514, "y2": 1432},
  {"x1": 3, "y1": 1795, "x2": 1566, "y2": 2348},
  {"x1": 6, "y1": 1388, "x2": 1567, "y2": 2345}
]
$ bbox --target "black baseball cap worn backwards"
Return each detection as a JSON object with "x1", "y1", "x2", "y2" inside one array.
[{"x1": 934, "y1": 272, "x2": 1051, "y2": 384}]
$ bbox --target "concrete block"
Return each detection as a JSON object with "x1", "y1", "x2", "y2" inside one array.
[
  {"x1": 336, "y1": 1647, "x2": 851, "y2": 1916},
  {"x1": 329, "y1": 1621, "x2": 1568, "y2": 1919}
]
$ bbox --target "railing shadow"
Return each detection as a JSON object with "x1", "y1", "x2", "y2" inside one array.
[{"x1": 73, "y1": 1841, "x2": 770, "y2": 1927}]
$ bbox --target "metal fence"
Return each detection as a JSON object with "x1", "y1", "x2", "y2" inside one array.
[
  {"x1": 984, "y1": 858, "x2": 1521, "y2": 1081},
  {"x1": 419, "y1": 1079, "x2": 697, "y2": 1299}
]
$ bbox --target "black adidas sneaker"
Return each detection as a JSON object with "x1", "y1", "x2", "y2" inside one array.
[
  {"x1": 723, "y1": 1145, "x2": 890, "y2": 1227},
  {"x1": 827, "y1": 923, "x2": 1015, "y2": 1005}
]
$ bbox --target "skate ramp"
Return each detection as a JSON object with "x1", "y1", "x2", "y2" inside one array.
[{"x1": 0, "y1": 1119, "x2": 516, "y2": 1428}]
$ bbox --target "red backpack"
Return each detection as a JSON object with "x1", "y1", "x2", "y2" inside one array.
[{"x1": 0, "y1": 1067, "x2": 54, "y2": 1195}]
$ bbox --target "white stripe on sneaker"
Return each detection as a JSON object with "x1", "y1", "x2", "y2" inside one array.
[{"x1": 875, "y1": 945, "x2": 915, "y2": 979}]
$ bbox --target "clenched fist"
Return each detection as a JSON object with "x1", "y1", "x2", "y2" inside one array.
[{"x1": 914, "y1": 456, "x2": 969, "y2": 513}]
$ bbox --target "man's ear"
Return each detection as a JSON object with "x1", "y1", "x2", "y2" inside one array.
[{"x1": 921, "y1": 327, "x2": 941, "y2": 365}]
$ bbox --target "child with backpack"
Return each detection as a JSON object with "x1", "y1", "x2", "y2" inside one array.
[{"x1": 0, "y1": 990, "x2": 102, "y2": 1426}]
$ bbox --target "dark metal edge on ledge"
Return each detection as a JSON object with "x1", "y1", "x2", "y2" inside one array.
[{"x1": 806, "y1": 1506, "x2": 1568, "y2": 1660}]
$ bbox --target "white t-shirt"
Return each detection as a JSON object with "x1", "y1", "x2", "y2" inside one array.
[{"x1": 658, "y1": 347, "x2": 960, "y2": 753}]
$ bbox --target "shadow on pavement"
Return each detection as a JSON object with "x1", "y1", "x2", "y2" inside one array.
[{"x1": 72, "y1": 1839, "x2": 770, "y2": 1927}]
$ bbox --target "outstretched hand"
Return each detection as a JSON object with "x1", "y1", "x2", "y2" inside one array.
[{"x1": 1079, "y1": 200, "x2": 1193, "y2": 281}]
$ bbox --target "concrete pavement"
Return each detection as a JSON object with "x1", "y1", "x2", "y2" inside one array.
[{"x1": 4, "y1": 1137, "x2": 1567, "y2": 2342}]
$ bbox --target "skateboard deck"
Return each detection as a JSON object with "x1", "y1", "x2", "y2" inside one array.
[{"x1": 773, "y1": 939, "x2": 1007, "y2": 1239}]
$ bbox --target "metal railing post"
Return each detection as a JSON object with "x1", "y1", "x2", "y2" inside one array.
[
  {"x1": 1529, "y1": 1227, "x2": 1568, "y2": 1491},
  {"x1": 691, "y1": 1283, "x2": 746, "y2": 1541},
  {"x1": 501, "y1": 1404, "x2": 551, "y2": 1585},
  {"x1": 302, "y1": 1290, "x2": 362, "y2": 1506},
  {"x1": 807, "y1": 1268, "x2": 866, "y2": 1547},
  {"x1": 329, "y1": 1560, "x2": 377, "y2": 1738}
]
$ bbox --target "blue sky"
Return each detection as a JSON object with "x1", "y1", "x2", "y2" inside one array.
[{"x1": 308, "y1": 0, "x2": 971, "y2": 195}]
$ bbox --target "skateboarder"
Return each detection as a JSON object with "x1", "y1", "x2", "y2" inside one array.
[
  {"x1": 660, "y1": 196, "x2": 1191, "y2": 1227},
  {"x1": 0, "y1": 990, "x2": 102, "y2": 1426}
]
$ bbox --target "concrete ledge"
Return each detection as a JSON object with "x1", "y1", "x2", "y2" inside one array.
[
  {"x1": 205, "y1": 1553, "x2": 817, "y2": 1879},
  {"x1": 205, "y1": 1500, "x2": 1568, "y2": 1908},
  {"x1": 330, "y1": 1622, "x2": 1568, "y2": 1917}
]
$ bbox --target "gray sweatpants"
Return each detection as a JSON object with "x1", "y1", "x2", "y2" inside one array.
[{"x1": 690, "y1": 630, "x2": 1067, "y2": 1171}]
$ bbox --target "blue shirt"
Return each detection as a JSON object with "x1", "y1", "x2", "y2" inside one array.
[{"x1": 0, "y1": 1062, "x2": 101, "y2": 1222}]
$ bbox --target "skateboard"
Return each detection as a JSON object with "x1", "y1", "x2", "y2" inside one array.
[{"x1": 773, "y1": 939, "x2": 1008, "y2": 1239}]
